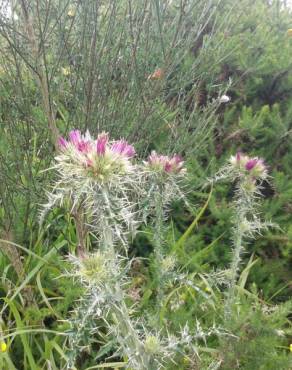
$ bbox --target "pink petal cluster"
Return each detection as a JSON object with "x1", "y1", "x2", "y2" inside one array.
[
  {"x1": 58, "y1": 130, "x2": 135, "y2": 158},
  {"x1": 96, "y1": 133, "x2": 108, "y2": 156},
  {"x1": 147, "y1": 151, "x2": 184, "y2": 174},
  {"x1": 58, "y1": 136, "x2": 67, "y2": 148},
  {"x1": 59, "y1": 130, "x2": 92, "y2": 154},
  {"x1": 230, "y1": 152, "x2": 267, "y2": 179},
  {"x1": 110, "y1": 140, "x2": 135, "y2": 158},
  {"x1": 245, "y1": 158, "x2": 261, "y2": 171},
  {"x1": 57, "y1": 130, "x2": 136, "y2": 180}
]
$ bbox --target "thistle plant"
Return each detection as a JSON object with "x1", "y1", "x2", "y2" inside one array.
[
  {"x1": 43, "y1": 130, "x2": 193, "y2": 369},
  {"x1": 143, "y1": 152, "x2": 186, "y2": 311},
  {"x1": 43, "y1": 138, "x2": 278, "y2": 368},
  {"x1": 43, "y1": 131, "x2": 276, "y2": 368},
  {"x1": 211, "y1": 152, "x2": 272, "y2": 314},
  {"x1": 43, "y1": 130, "x2": 145, "y2": 368}
]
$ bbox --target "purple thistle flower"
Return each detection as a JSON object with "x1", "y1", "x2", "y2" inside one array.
[
  {"x1": 172, "y1": 154, "x2": 183, "y2": 164},
  {"x1": 58, "y1": 136, "x2": 68, "y2": 149},
  {"x1": 171, "y1": 154, "x2": 184, "y2": 169},
  {"x1": 111, "y1": 140, "x2": 135, "y2": 158},
  {"x1": 166, "y1": 154, "x2": 184, "y2": 173},
  {"x1": 245, "y1": 158, "x2": 258, "y2": 171},
  {"x1": 236, "y1": 152, "x2": 242, "y2": 162},
  {"x1": 96, "y1": 133, "x2": 108, "y2": 156},
  {"x1": 230, "y1": 152, "x2": 267, "y2": 179},
  {"x1": 67, "y1": 130, "x2": 92, "y2": 153},
  {"x1": 147, "y1": 151, "x2": 166, "y2": 166},
  {"x1": 77, "y1": 140, "x2": 91, "y2": 153},
  {"x1": 164, "y1": 162, "x2": 172, "y2": 173},
  {"x1": 122, "y1": 143, "x2": 135, "y2": 158},
  {"x1": 147, "y1": 151, "x2": 184, "y2": 174},
  {"x1": 69, "y1": 130, "x2": 81, "y2": 146},
  {"x1": 111, "y1": 140, "x2": 126, "y2": 154}
]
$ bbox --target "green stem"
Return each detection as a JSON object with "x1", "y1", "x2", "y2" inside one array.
[
  {"x1": 225, "y1": 213, "x2": 245, "y2": 318},
  {"x1": 153, "y1": 190, "x2": 165, "y2": 314},
  {"x1": 111, "y1": 291, "x2": 150, "y2": 370},
  {"x1": 101, "y1": 190, "x2": 149, "y2": 369}
]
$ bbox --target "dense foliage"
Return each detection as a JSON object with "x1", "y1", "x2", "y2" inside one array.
[{"x1": 0, "y1": 0, "x2": 291, "y2": 369}]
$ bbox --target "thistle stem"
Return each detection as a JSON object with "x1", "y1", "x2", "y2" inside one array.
[
  {"x1": 225, "y1": 197, "x2": 247, "y2": 317},
  {"x1": 111, "y1": 291, "x2": 150, "y2": 370},
  {"x1": 73, "y1": 206, "x2": 87, "y2": 256},
  {"x1": 153, "y1": 189, "x2": 165, "y2": 314},
  {"x1": 228, "y1": 222, "x2": 243, "y2": 302},
  {"x1": 100, "y1": 190, "x2": 149, "y2": 369}
]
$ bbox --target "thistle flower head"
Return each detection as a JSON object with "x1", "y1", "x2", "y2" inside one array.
[
  {"x1": 209, "y1": 152, "x2": 272, "y2": 241},
  {"x1": 142, "y1": 151, "x2": 187, "y2": 221},
  {"x1": 146, "y1": 151, "x2": 185, "y2": 175},
  {"x1": 57, "y1": 130, "x2": 135, "y2": 183},
  {"x1": 229, "y1": 152, "x2": 267, "y2": 180},
  {"x1": 59, "y1": 130, "x2": 93, "y2": 153},
  {"x1": 79, "y1": 252, "x2": 109, "y2": 284},
  {"x1": 43, "y1": 130, "x2": 142, "y2": 245}
]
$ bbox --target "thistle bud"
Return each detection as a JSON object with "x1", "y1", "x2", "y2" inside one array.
[
  {"x1": 78, "y1": 252, "x2": 109, "y2": 284},
  {"x1": 144, "y1": 335, "x2": 161, "y2": 354},
  {"x1": 161, "y1": 255, "x2": 176, "y2": 273}
]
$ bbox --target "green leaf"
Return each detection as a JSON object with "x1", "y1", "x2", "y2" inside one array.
[
  {"x1": 171, "y1": 187, "x2": 213, "y2": 254},
  {"x1": 4, "y1": 299, "x2": 39, "y2": 370}
]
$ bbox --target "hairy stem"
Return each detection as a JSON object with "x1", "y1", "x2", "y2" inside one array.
[
  {"x1": 225, "y1": 191, "x2": 247, "y2": 317},
  {"x1": 228, "y1": 221, "x2": 244, "y2": 305},
  {"x1": 153, "y1": 187, "x2": 165, "y2": 318},
  {"x1": 100, "y1": 193, "x2": 149, "y2": 369},
  {"x1": 73, "y1": 206, "x2": 88, "y2": 256},
  {"x1": 111, "y1": 291, "x2": 150, "y2": 370}
]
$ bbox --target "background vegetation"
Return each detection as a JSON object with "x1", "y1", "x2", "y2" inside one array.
[{"x1": 0, "y1": 0, "x2": 291, "y2": 369}]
